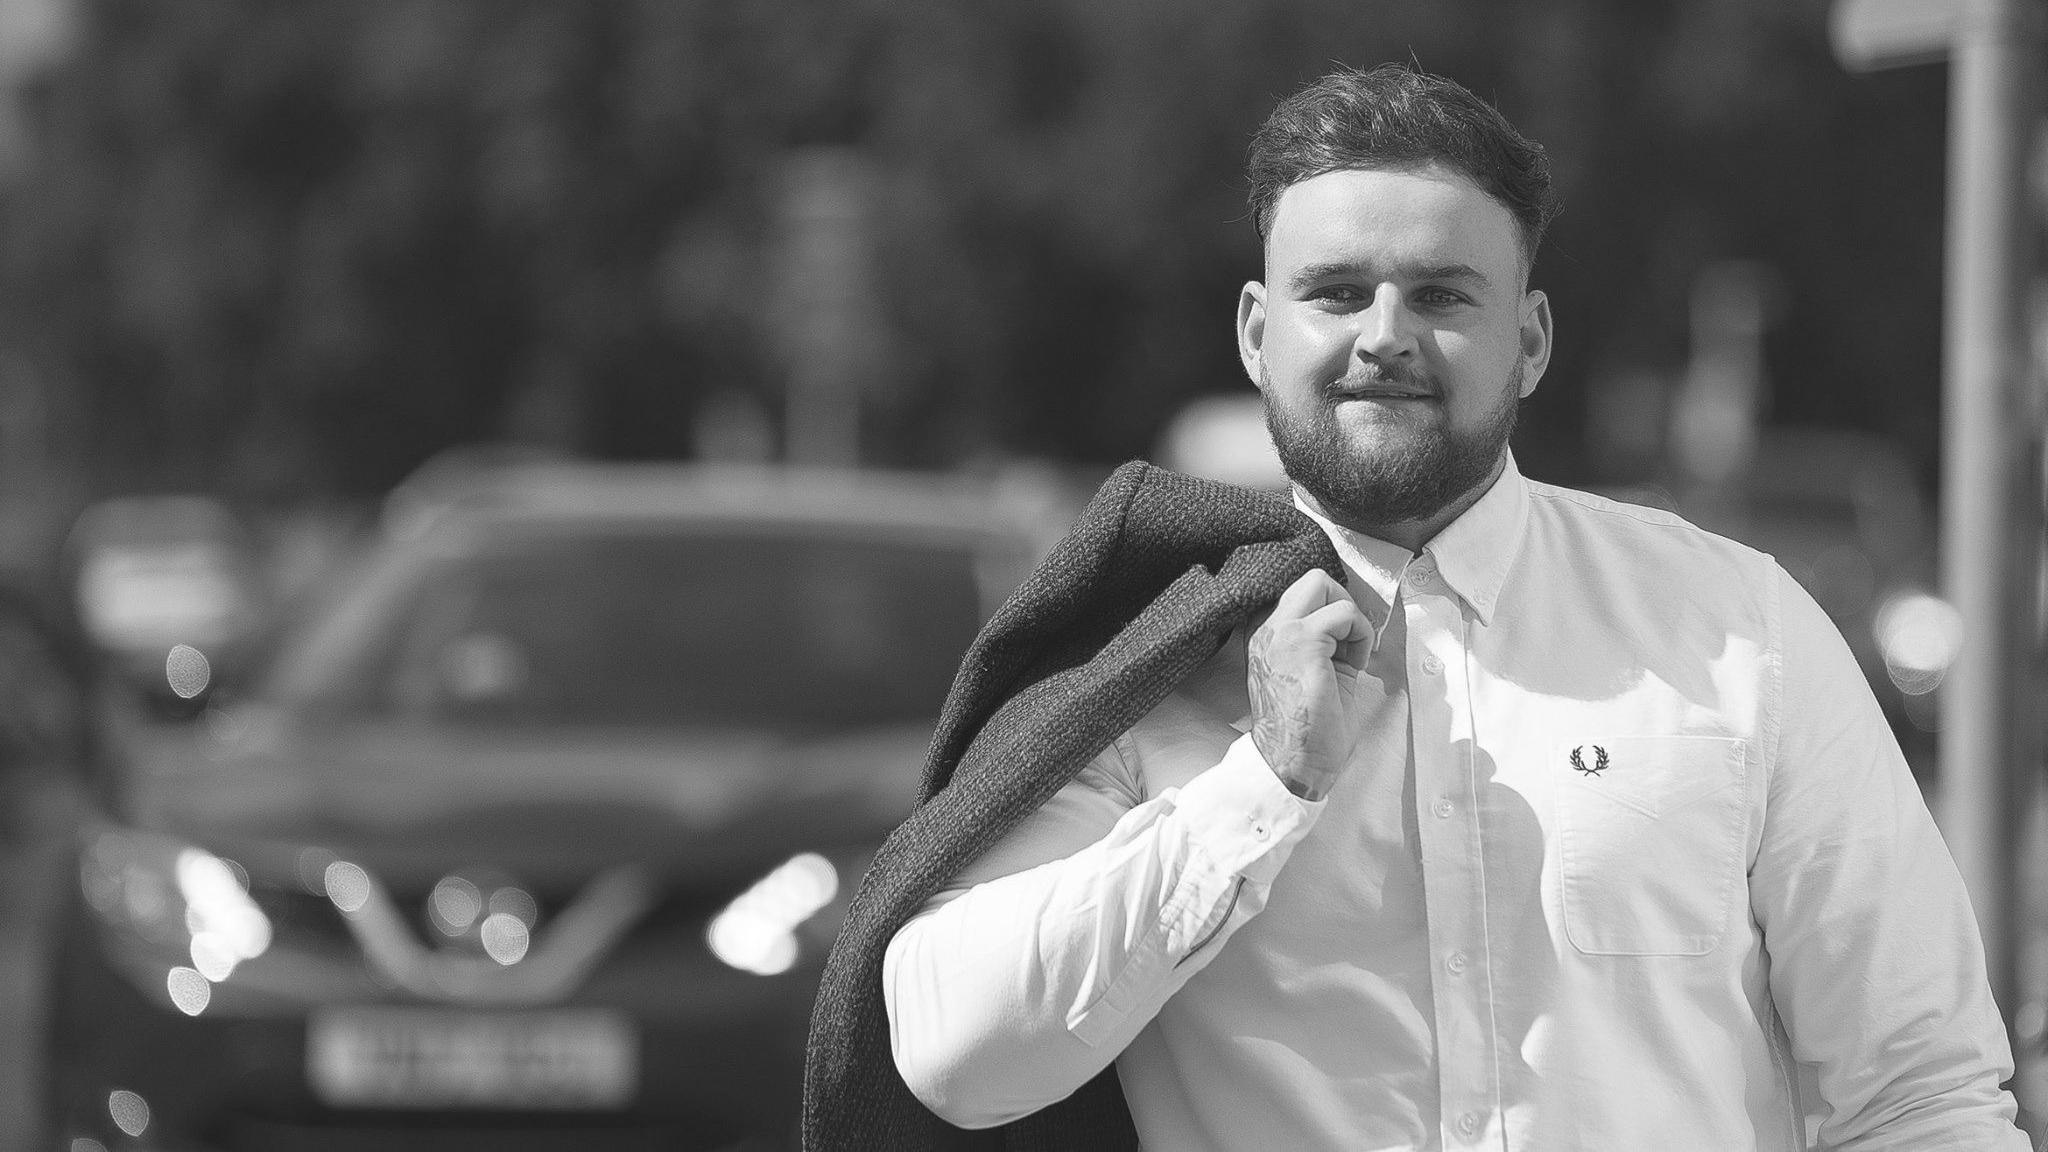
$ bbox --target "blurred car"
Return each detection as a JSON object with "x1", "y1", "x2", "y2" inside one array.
[{"x1": 41, "y1": 458, "x2": 1072, "y2": 1152}]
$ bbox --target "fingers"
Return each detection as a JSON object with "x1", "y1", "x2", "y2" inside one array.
[
  {"x1": 1273, "y1": 571, "x2": 1371, "y2": 642},
  {"x1": 1302, "y1": 598, "x2": 1373, "y2": 674},
  {"x1": 1251, "y1": 568, "x2": 1345, "y2": 636},
  {"x1": 1259, "y1": 571, "x2": 1373, "y2": 670},
  {"x1": 1298, "y1": 598, "x2": 1371, "y2": 642},
  {"x1": 1270, "y1": 568, "x2": 1350, "y2": 617}
]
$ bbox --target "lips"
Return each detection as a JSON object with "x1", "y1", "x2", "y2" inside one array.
[
  {"x1": 1330, "y1": 383, "x2": 1435, "y2": 401},
  {"x1": 1335, "y1": 387, "x2": 1432, "y2": 400},
  {"x1": 1328, "y1": 370, "x2": 1433, "y2": 401}
]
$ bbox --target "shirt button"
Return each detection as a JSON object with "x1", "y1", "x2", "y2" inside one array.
[
  {"x1": 1251, "y1": 821, "x2": 1268, "y2": 840},
  {"x1": 1408, "y1": 565, "x2": 1435, "y2": 588},
  {"x1": 1432, "y1": 797, "x2": 1455, "y2": 819},
  {"x1": 1444, "y1": 949, "x2": 1468, "y2": 975},
  {"x1": 1421, "y1": 653, "x2": 1445, "y2": 675},
  {"x1": 1457, "y1": 1111, "x2": 1483, "y2": 1136}
]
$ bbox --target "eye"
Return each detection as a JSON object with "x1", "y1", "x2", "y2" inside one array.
[
  {"x1": 1415, "y1": 287, "x2": 1469, "y2": 308},
  {"x1": 1307, "y1": 285, "x2": 1365, "y2": 305}
]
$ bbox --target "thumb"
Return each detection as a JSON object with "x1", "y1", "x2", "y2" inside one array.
[
  {"x1": 1316, "y1": 595, "x2": 1375, "y2": 675},
  {"x1": 1334, "y1": 631, "x2": 1372, "y2": 675}
]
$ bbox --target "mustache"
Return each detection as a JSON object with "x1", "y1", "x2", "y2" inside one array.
[{"x1": 1323, "y1": 362, "x2": 1435, "y2": 398}]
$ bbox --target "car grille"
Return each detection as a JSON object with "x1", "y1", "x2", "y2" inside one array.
[{"x1": 244, "y1": 869, "x2": 784, "y2": 997}]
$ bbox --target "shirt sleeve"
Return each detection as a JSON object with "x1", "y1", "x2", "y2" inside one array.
[
  {"x1": 883, "y1": 730, "x2": 1322, "y2": 1130},
  {"x1": 1751, "y1": 565, "x2": 2029, "y2": 1150}
]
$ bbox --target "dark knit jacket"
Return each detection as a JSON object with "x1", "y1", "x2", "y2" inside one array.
[{"x1": 802, "y1": 460, "x2": 1343, "y2": 1151}]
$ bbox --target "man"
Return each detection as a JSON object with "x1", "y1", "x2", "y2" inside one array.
[{"x1": 805, "y1": 64, "x2": 2029, "y2": 1150}]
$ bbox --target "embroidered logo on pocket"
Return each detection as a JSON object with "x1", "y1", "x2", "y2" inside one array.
[{"x1": 1569, "y1": 745, "x2": 1610, "y2": 776}]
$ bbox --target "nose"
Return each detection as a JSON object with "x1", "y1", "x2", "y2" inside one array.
[{"x1": 1354, "y1": 283, "x2": 1418, "y2": 361}]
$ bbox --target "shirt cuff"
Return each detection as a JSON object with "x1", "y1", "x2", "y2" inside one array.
[{"x1": 1170, "y1": 732, "x2": 1324, "y2": 885}]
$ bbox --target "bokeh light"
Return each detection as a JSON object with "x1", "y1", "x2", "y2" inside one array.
[
  {"x1": 323, "y1": 860, "x2": 372, "y2": 914},
  {"x1": 176, "y1": 849, "x2": 271, "y2": 974},
  {"x1": 479, "y1": 912, "x2": 531, "y2": 966},
  {"x1": 189, "y1": 933, "x2": 237, "y2": 982},
  {"x1": 1875, "y1": 591, "x2": 1964, "y2": 695},
  {"x1": 707, "y1": 853, "x2": 839, "y2": 977},
  {"x1": 165, "y1": 643, "x2": 212, "y2": 699},
  {"x1": 166, "y1": 967, "x2": 211, "y2": 1016},
  {"x1": 107, "y1": 1090, "x2": 150, "y2": 1137},
  {"x1": 429, "y1": 875, "x2": 483, "y2": 935},
  {"x1": 487, "y1": 885, "x2": 538, "y2": 927},
  {"x1": 295, "y1": 848, "x2": 337, "y2": 895}
]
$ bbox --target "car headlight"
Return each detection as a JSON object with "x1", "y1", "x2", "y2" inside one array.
[
  {"x1": 705, "y1": 852, "x2": 840, "y2": 976},
  {"x1": 79, "y1": 828, "x2": 272, "y2": 1014}
]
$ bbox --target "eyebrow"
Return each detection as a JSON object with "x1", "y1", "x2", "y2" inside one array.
[{"x1": 1285, "y1": 260, "x2": 1495, "y2": 294}]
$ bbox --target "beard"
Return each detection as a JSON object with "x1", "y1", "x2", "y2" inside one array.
[{"x1": 1263, "y1": 359, "x2": 1522, "y2": 532}]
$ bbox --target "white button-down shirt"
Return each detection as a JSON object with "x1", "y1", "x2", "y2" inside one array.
[{"x1": 884, "y1": 454, "x2": 2026, "y2": 1150}]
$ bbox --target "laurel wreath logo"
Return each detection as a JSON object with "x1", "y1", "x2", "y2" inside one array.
[{"x1": 1569, "y1": 745, "x2": 1610, "y2": 776}]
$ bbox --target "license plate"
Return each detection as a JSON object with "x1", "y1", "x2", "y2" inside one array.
[{"x1": 307, "y1": 1008, "x2": 637, "y2": 1109}]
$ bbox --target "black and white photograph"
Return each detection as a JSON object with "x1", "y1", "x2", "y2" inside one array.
[{"x1": 0, "y1": 1, "x2": 2039, "y2": 1149}]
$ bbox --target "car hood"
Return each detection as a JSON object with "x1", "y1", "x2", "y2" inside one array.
[{"x1": 126, "y1": 712, "x2": 929, "y2": 888}]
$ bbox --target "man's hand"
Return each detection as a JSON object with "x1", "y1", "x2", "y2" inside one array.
[{"x1": 1247, "y1": 569, "x2": 1374, "y2": 802}]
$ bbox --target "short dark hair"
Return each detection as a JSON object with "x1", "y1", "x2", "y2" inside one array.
[{"x1": 1247, "y1": 64, "x2": 1558, "y2": 267}]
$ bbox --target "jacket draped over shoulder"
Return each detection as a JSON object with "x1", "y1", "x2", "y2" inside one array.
[{"x1": 802, "y1": 460, "x2": 1340, "y2": 1151}]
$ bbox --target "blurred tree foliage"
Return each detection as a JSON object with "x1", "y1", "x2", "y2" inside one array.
[{"x1": 0, "y1": 0, "x2": 1948, "y2": 500}]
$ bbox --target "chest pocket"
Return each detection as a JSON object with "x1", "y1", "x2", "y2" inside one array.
[{"x1": 1556, "y1": 735, "x2": 1749, "y2": 956}]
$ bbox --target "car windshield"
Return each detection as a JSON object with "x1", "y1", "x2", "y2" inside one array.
[{"x1": 261, "y1": 523, "x2": 989, "y2": 731}]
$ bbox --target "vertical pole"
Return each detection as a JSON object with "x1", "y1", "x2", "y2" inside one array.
[{"x1": 1938, "y1": 0, "x2": 2039, "y2": 1013}]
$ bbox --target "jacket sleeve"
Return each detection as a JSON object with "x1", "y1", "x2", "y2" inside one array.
[
  {"x1": 883, "y1": 732, "x2": 1321, "y2": 1129},
  {"x1": 1750, "y1": 566, "x2": 2029, "y2": 1150}
]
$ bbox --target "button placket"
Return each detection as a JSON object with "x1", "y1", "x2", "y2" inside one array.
[{"x1": 1408, "y1": 593, "x2": 1496, "y2": 1151}]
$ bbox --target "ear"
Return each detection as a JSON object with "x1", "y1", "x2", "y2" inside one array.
[
  {"x1": 1237, "y1": 281, "x2": 1268, "y2": 389},
  {"x1": 1517, "y1": 288, "x2": 1553, "y2": 398}
]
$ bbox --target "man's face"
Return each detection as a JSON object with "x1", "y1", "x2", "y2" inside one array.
[{"x1": 1237, "y1": 163, "x2": 1551, "y2": 540}]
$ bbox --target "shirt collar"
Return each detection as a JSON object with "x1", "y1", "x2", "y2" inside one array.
[
  {"x1": 1425, "y1": 450, "x2": 1526, "y2": 625},
  {"x1": 1291, "y1": 450, "x2": 1527, "y2": 627},
  {"x1": 1291, "y1": 493, "x2": 1409, "y2": 631}
]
